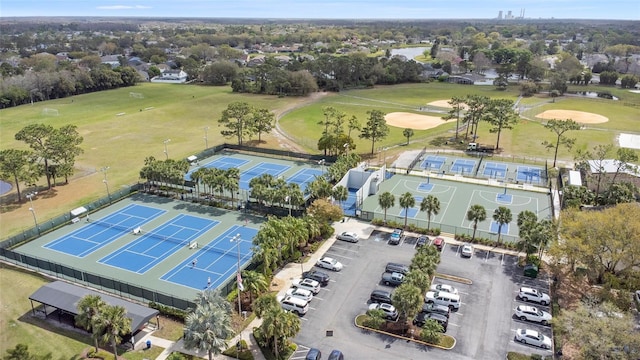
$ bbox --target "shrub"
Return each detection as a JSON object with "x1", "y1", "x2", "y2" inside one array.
[{"x1": 149, "y1": 302, "x2": 187, "y2": 321}]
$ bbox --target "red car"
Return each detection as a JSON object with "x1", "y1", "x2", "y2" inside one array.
[{"x1": 433, "y1": 237, "x2": 445, "y2": 251}]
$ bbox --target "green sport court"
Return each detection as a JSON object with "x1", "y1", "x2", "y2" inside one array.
[{"x1": 360, "y1": 172, "x2": 552, "y2": 242}]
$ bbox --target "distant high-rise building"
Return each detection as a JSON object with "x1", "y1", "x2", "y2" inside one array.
[
  {"x1": 507, "y1": 10, "x2": 513, "y2": 19},
  {"x1": 498, "y1": 10, "x2": 503, "y2": 19}
]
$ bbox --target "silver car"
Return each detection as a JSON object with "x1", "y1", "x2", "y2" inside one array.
[
  {"x1": 336, "y1": 231, "x2": 359, "y2": 243},
  {"x1": 515, "y1": 328, "x2": 552, "y2": 349}
]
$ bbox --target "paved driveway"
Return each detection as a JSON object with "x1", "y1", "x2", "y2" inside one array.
[{"x1": 291, "y1": 222, "x2": 554, "y2": 359}]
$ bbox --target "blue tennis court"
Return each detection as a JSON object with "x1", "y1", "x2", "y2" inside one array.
[
  {"x1": 421, "y1": 155, "x2": 446, "y2": 170},
  {"x1": 451, "y1": 159, "x2": 476, "y2": 174},
  {"x1": 43, "y1": 204, "x2": 166, "y2": 257},
  {"x1": 517, "y1": 166, "x2": 543, "y2": 183},
  {"x1": 287, "y1": 168, "x2": 324, "y2": 193},
  {"x1": 185, "y1": 156, "x2": 249, "y2": 180},
  {"x1": 161, "y1": 225, "x2": 259, "y2": 290},
  {"x1": 483, "y1": 162, "x2": 508, "y2": 178},
  {"x1": 98, "y1": 215, "x2": 219, "y2": 274},
  {"x1": 239, "y1": 162, "x2": 290, "y2": 190}
]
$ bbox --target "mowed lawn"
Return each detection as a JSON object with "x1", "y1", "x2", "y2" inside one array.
[
  {"x1": 0, "y1": 83, "x2": 304, "y2": 237},
  {"x1": 280, "y1": 83, "x2": 640, "y2": 162},
  {"x1": 0, "y1": 266, "x2": 89, "y2": 357}
]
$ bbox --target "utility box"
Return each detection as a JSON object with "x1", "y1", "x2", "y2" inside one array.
[{"x1": 523, "y1": 264, "x2": 539, "y2": 278}]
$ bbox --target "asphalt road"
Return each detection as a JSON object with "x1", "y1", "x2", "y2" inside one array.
[{"x1": 290, "y1": 232, "x2": 554, "y2": 360}]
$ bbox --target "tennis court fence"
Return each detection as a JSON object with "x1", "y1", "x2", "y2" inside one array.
[{"x1": 358, "y1": 210, "x2": 519, "y2": 243}]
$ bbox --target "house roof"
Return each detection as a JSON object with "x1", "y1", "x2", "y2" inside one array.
[
  {"x1": 587, "y1": 159, "x2": 640, "y2": 176},
  {"x1": 29, "y1": 281, "x2": 158, "y2": 332}
]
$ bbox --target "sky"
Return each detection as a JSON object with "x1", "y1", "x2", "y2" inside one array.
[{"x1": 1, "y1": 0, "x2": 639, "y2": 20}]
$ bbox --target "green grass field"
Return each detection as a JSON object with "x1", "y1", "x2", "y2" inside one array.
[{"x1": 279, "y1": 83, "x2": 640, "y2": 163}]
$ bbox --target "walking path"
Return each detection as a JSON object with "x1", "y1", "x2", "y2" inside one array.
[{"x1": 145, "y1": 218, "x2": 526, "y2": 359}]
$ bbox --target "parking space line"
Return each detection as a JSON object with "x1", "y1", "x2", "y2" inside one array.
[
  {"x1": 324, "y1": 253, "x2": 353, "y2": 260},
  {"x1": 313, "y1": 296, "x2": 324, "y2": 301},
  {"x1": 330, "y1": 245, "x2": 361, "y2": 253}
]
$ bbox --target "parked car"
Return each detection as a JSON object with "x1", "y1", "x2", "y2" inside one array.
[
  {"x1": 368, "y1": 302, "x2": 398, "y2": 320},
  {"x1": 286, "y1": 287, "x2": 314, "y2": 302},
  {"x1": 416, "y1": 235, "x2": 428, "y2": 248},
  {"x1": 413, "y1": 312, "x2": 449, "y2": 331},
  {"x1": 292, "y1": 278, "x2": 321, "y2": 294},
  {"x1": 518, "y1": 287, "x2": 550, "y2": 306},
  {"x1": 381, "y1": 272, "x2": 405, "y2": 286},
  {"x1": 425, "y1": 291, "x2": 461, "y2": 310},
  {"x1": 327, "y1": 350, "x2": 344, "y2": 360},
  {"x1": 389, "y1": 228, "x2": 403, "y2": 245},
  {"x1": 430, "y1": 283, "x2": 459, "y2": 295},
  {"x1": 461, "y1": 243, "x2": 474, "y2": 258},
  {"x1": 515, "y1": 305, "x2": 553, "y2": 325},
  {"x1": 302, "y1": 270, "x2": 330, "y2": 286},
  {"x1": 515, "y1": 328, "x2": 552, "y2": 349},
  {"x1": 385, "y1": 262, "x2": 410, "y2": 275},
  {"x1": 336, "y1": 231, "x2": 359, "y2": 243},
  {"x1": 370, "y1": 289, "x2": 393, "y2": 304},
  {"x1": 316, "y1": 256, "x2": 343, "y2": 271},
  {"x1": 305, "y1": 348, "x2": 322, "y2": 360},
  {"x1": 279, "y1": 295, "x2": 309, "y2": 316},
  {"x1": 421, "y1": 302, "x2": 451, "y2": 318},
  {"x1": 432, "y1": 237, "x2": 445, "y2": 251}
]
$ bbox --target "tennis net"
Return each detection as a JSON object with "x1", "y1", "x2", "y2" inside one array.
[
  {"x1": 90, "y1": 219, "x2": 134, "y2": 233},
  {"x1": 197, "y1": 243, "x2": 254, "y2": 258},
  {"x1": 139, "y1": 229, "x2": 191, "y2": 247}
]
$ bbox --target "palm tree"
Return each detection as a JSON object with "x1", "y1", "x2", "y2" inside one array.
[
  {"x1": 391, "y1": 284, "x2": 422, "y2": 330},
  {"x1": 420, "y1": 195, "x2": 440, "y2": 231},
  {"x1": 260, "y1": 306, "x2": 301, "y2": 359},
  {"x1": 302, "y1": 215, "x2": 321, "y2": 247},
  {"x1": 399, "y1": 192, "x2": 415, "y2": 229},
  {"x1": 411, "y1": 246, "x2": 441, "y2": 278},
  {"x1": 332, "y1": 185, "x2": 348, "y2": 209},
  {"x1": 242, "y1": 270, "x2": 269, "y2": 304},
  {"x1": 75, "y1": 295, "x2": 106, "y2": 353},
  {"x1": 378, "y1": 191, "x2": 395, "y2": 224},
  {"x1": 96, "y1": 305, "x2": 131, "y2": 360},
  {"x1": 493, "y1": 206, "x2": 513, "y2": 243},
  {"x1": 466, "y1": 204, "x2": 487, "y2": 240},
  {"x1": 184, "y1": 304, "x2": 234, "y2": 360}
]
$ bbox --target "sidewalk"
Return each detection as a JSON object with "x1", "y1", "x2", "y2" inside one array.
[{"x1": 147, "y1": 218, "x2": 526, "y2": 360}]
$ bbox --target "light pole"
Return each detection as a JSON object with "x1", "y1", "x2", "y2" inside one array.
[
  {"x1": 101, "y1": 166, "x2": 111, "y2": 203},
  {"x1": 285, "y1": 195, "x2": 292, "y2": 217},
  {"x1": 318, "y1": 159, "x2": 326, "y2": 177},
  {"x1": 163, "y1": 139, "x2": 171, "y2": 160},
  {"x1": 343, "y1": 143, "x2": 349, "y2": 156},
  {"x1": 230, "y1": 233, "x2": 243, "y2": 354},
  {"x1": 203, "y1": 127, "x2": 210, "y2": 149},
  {"x1": 26, "y1": 192, "x2": 39, "y2": 234}
]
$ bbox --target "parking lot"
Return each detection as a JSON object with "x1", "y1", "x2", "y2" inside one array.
[{"x1": 290, "y1": 223, "x2": 554, "y2": 360}]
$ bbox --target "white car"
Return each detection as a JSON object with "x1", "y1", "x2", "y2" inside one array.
[
  {"x1": 515, "y1": 328, "x2": 552, "y2": 349},
  {"x1": 515, "y1": 305, "x2": 553, "y2": 325},
  {"x1": 368, "y1": 302, "x2": 398, "y2": 320},
  {"x1": 286, "y1": 287, "x2": 314, "y2": 302},
  {"x1": 430, "y1": 283, "x2": 459, "y2": 295},
  {"x1": 461, "y1": 244, "x2": 474, "y2": 258},
  {"x1": 292, "y1": 278, "x2": 321, "y2": 294},
  {"x1": 336, "y1": 231, "x2": 359, "y2": 243},
  {"x1": 518, "y1": 287, "x2": 550, "y2": 306},
  {"x1": 316, "y1": 257, "x2": 343, "y2": 271}
]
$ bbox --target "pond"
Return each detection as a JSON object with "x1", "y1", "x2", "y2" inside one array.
[
  {"x1": 0, "y1": 180, "x2": 12, "y2": 195},
  {"x1": 569, "y1": 91, "x2": 619, "y2": 100}
]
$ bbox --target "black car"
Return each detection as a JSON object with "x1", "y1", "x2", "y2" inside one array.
[
  {"x1": 302, "y1": 270, "x2": 330, "y2": 286},
  {"x1": 305, "y1": 348, "x2": 322, "y2": 360},
  {"x1": 421, "y1": 302, "x2": 451, "y2": 318},
  {"x1": 370, "y1": 289, "x2": 393, "y2": 304},
  {"x1": 385, "y1": 262, "x2": 410, "y2": 275},
  {"x1": 413, "y1": 311, "x2": 449, "y2": 331},
  {"x1": 416, "y1": 235, "x2": 428, "y2": 248}
]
